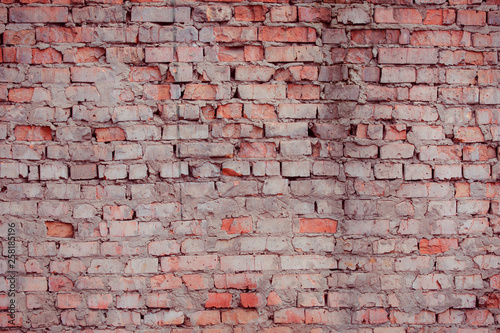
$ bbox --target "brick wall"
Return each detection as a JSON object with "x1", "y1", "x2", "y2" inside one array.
[{"x1": 1, "y1": 0, "x2": 500, "y2": 331}]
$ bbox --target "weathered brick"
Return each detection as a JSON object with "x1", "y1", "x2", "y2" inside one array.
[
  {"x1": 36, "y1": 27, "x2": 93, "y2": 43},
  {"x1": 265, "y1": 46, "x2": 322, "y2": 62},
  {"x1": 10, "y1": 7, "x2": 68, "y2": 23},
  {"x1": 270, "y1": 6, "x2": 297, "y2": 22},
  {"x1": 457, "y1": 10, "x2": 486, "y2": 26},
  {"x1": 235, "y1": 5, "x2": 267, "y2": 21},
  {"x1": 379, "y1": 48, "x2": 438, "y2": 64},
  {"x1": 411, "y1": 31, "x2": 471, "y2": 47},
  {"x1": 72, "y1": 6, "x2": 125, "y2": 23},
  {"x1": 3, "y1": 30, "x2": 36, "y2": 45},
  {"x1": 193, "y1": 5, "x2": 232, "y2": 22},
  {"x1": 374, "y1": 8, "x2": 423, "y2": 24},
  {"x1": 131, "y1": 6, "x2": 190, "y2": 22}
]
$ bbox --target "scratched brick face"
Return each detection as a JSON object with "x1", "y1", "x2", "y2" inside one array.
[{"x1": 0, "y1": 0, "x2": 498, "y2": 331}]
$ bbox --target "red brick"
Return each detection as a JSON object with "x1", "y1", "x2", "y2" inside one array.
[
  {"x1": 465, "y1": 310, "x2": 494, "y2": 325},
  {"x1": 48, "y1": 276, "x2": 73, "y2": 291},
  {"x1": 258, "y1": 27, "x2": 316, "y2": 42},
  {"x1": 214, "y1": 273, "x2": 263, "y2": 289},
  {"x1": 463, "y1": 145, "x2": 496, "y2": 161},
  {"x1": 274, "y1": 308, "x2": 305, "y2": 323},
  {"x1": 63, "y1": 47, "x2": 105, "y2": 63},
  {"x1": 221, "y1": 216, "x2": 253, "y2": 234},
  {"x1": 455, "y1": 183, "x2": 470, "y2": 198},
  {"x1": 454, "y1": 127, "x2": 485, "y2": 143},
  {"x1": 14, "y1": 126, "x2": 52, "y2": 141},
  {"x1": 287, "y1": 84, "x2": 320, "y2": 100},
  {"x1": 411, "y1": 31, "x2": 471, "y2": 47},
  {"x1": 267, "y1": 291, "x2": 282, "y2": 306},
  {"x1": 240, "y1": 293, "x2": 264, "y2": 308},
  {"x1": 244, "y1": 45, "x2": 264, "y2": 61},
  {"x1": 8, "y1": 88, "x2": 34, "y2": 103},
  {"x1": 298, "y1": 7, "x2": 331, "y2": 22},
  {"x1": 298, "y1": 218, "x2": 338, "y2": 233},
  {"x1": 266, "y1": 46, "x2": 322, "y2": 62},
  {"x1": 205, "y1": 293, "x2": 232, "y2": 308},
  {"x1": 144, "y1": 84, "x2": 175, "y2": 100},
  {"x1": 424, "y1": 9, "x2": 456, "y2": 25},
  {"x1": 243, "y1": 104, "x2": 276, "y2": 119},
  {"x1": 32, "y1": 48, "x2": 62, "y2": 64},
  {"x1": 457, "y1": 10, "x2": 486, "y2": 26},
  {"x1": 10, "y1": 7, "x2": 68, "y2": 23},
  {"x1": 345, "y1": 48, "x2": 373, "y2": 63},
  {"x1": 238, "y1": 142, "x2": 277, "y2": 158},
  {"x1": 222, "y1": 309, "x2": 259, "y2": 324},
  {"x1": 3, "y1": 30, "x2": 35, "y2": 45},
  {"x1": 183, "y1": 274, "x2": 211, "y2": 290},
  {"x1": 217, "y1": 103, "x2": 243, "y2": 119},
  {"x1": 419, "y1": 238, "x2": 459, "y2": 254},
  {"x1": 234, "y1": 6, "x2": 267, "y2": 21},
  {"x1": 440, "y1": 50, "x2": 484, "y2": 66},
  {"x1": 353, "y1": 309, "x2": 389, "y2": 324},
  {"x1": 213, "y1": 27, "x2": 257, "y2": 42},
  {"x1": 151, "y1": 274, "x2": 183, "y2": 290},
  {"x1": 3, "y1": 47, "x2": 32, "y2": 64},
  {"x1": 95, "y1": 128, "x2": 126, "y2": 142},
  {"x1": 103, "y1": 205, "x2": 133, "y2": 220}
]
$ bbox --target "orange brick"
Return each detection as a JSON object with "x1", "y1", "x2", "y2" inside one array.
[
  {"x1": 298, "y1": 218, "x2": 338, "y2": 233},
  {"x1": 14, "y1": 126, "x2": 52, "y2": 141},
  {"x1": 32, "y1": 48, "x2": 62, "y2": 64},
  {"x1": 205, "y1": 293, "x2": 232, "y2": 308},
  {"x1": 8, "y1": 88, "x2": 34, "y2": 102},
  {"x1": 240, "y1": 293, "x2": 264, "y2": 308},
  {"x1": 221, "y1": 216, "x2": 253, "y2": 234},
  {"x1": 258, "y1": 27, "x2": 316, "y2": 42},
  {"x1": 419, "y1": 238, "x2": 459, "y2": 254},
  {"x1": 234, "y1": 5, "x2": 267, "y2": 21},
  {"x1": 95, "y1": 128, "x2": 126, "y2": 142},
  {"x1": 45, "y1": 221, "x2": 74, "y2": 238},
  {"x1": 238, "y1": 142, "x2": 277, "y2": 158}
]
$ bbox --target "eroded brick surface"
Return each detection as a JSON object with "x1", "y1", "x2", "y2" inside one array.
[{"x1": 0, "y1": 1, "x2": 499, "y2": 331}]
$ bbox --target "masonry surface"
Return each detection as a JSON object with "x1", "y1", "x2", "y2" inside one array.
[{"x1": 1, "y1": 0, "x2": 500, "y2": 331}]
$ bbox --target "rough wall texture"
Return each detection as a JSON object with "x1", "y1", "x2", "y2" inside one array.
[{"x1": 1, "y1": 0, "x2": 500, "y2": 331}]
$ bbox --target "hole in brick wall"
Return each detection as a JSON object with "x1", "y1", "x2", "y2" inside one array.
[
  {"x1": 308, "y1": 127, "x2": 316, "y2": 138},
  {"x1": 349, "y1": 124, "x2": 357, "y2": 136},
  {"x1": 125, "y1": 8, "x2": 132, "y2": 23}
]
